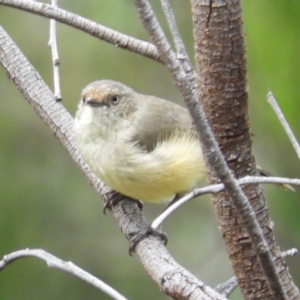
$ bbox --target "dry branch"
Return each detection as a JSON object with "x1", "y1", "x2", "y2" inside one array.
[{"x1": 0, "y1": 0, "x2": 160, "y2": 62}]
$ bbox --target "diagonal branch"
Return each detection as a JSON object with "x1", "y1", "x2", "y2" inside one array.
[
  {"x1": 160, "y1": 0, "x2": 189, "y2": 59},
  {"x1": 267, "y1": 91, "x2": 300, "y2": 160},
  {"x1": 0, "y1": 0, "x2": 161, "y2": 62},
  {"x1": 159, "y1": 0, "x2": 194, "y2": 76},
  {"x1": 0, "y1": 249, "x2": 128, "y2": 300}
]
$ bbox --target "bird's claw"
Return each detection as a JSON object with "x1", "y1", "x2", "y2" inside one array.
[
  {"x1": 103, "y1": 191, "x2": 143, "y2": 214},
  {"x1": 128, "y1": 227, "x2": 168, "y2": 255}
]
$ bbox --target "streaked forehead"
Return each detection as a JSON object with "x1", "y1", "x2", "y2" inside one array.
[
  {"x1": 82, "y1": 80, "x2": 132, "y2": 100},
  {"x1": 82, "y1": 86, "x2": 105, "y2": 101}
]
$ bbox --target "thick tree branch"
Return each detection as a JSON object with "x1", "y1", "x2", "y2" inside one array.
[
  {"x1": 0, "y1": 26, "x2": 226, "y2": 300},
  {"x1": 0, "y1": 0, "x2": 161, "y2": 62},
  {"x1": 190, "y1": 0, "x2": 299, "y2": 299}
]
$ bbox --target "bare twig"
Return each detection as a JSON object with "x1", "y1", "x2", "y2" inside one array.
[
  {"x1": 160, "y1": 0, "x2": 194, "y2": 77},
  {"x1": 282, "y1": 248, "x2": 298, "y2": 258},
  {"x1": 160, "y1": 0, "x2": 189, "y2": 60},
  {"x1": 0, "y1": 0, "x2": 161, "y2": 62},
  {"x1": 151, "y1": 176, "x2": 300, "y2": 230},
  {"x1": 0, "y1": 249, "x2": 128, "y2": 300},
  {"x1": 134, "y1": 1, "x2": 288, "y2": 298},
  {"x1": 215, "y1": 276, "x2": 237, "y2": 297},
  {"x1": 267, "y1": 91, "x2": 300, "y2": 160},
  {"x1": 48, "y1": 0, "x2": 62, "y2": 101}
]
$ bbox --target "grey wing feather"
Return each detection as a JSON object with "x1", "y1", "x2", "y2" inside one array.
[{"x1": 130, "y1": 94, "x2": 193, "y2": 152}]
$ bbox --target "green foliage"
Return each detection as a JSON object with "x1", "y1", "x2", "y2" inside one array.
[{"x1": 0, "y1": 1, "x2": 299, "y2": 299}]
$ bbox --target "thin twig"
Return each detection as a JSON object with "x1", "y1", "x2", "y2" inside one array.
[
  {"x1": 151, "y1": 176, "x2": 300, "y2": 230},
  {"x1": 215, "y1": 276, "x2": 237, "y2": 297},
  {"x1": 48, "y1": 0, "x2": 62, "y2": 101},
  {"x1": 160, "y1": 0, "x2": 189, "y2": 60},
  {"x1": 134, "y1": 2, "x2": 288, "y2": 298},
  {"x1": 267, "y1": 91, "x2": 300, "y2": 160},
  {"x1": 0, "y1": 0, "x2": 161, "y2": 62},
  {"x1": 0, "y1": 249, "x2": 128, "y2": 300},
  {"x1": 160, "y1": 0, "x2": 194, "y2": 76},
  {"x1": 282, "y1": 248, "x2": 298, "y2": 258}
]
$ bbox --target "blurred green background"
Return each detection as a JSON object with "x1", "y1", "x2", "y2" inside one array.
[{"x1": 0, "y1": 1, "x2": 299, "y2": 299}]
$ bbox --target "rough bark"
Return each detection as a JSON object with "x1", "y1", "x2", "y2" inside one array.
[{"x1": 191, "y1": 0, "x2": 299, "y2": 299}]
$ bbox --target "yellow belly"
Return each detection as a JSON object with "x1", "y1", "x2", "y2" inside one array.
[{"x1": 99, "y1": 130, "x2": 205, "y2": 203}]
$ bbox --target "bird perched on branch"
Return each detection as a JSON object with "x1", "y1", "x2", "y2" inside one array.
[
  {"x1": 74, "y1": 80, "x2": 205, "y2": 206},
  {"x1": 74, "y1": 80, "x2": 294, "y2": 209}
]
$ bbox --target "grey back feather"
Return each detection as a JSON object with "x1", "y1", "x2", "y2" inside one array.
[{"x1": 130, "y1": 94, "x2": 194, "y2": 152}]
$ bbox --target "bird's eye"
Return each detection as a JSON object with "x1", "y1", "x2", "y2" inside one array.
[
  {"x1": 111, "y1": 95, "x2": 120, "y2": 105},
  {"x1": 82, "y1": 96, "x2": 86, "y2": 103}
]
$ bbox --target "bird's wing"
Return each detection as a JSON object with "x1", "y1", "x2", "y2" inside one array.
[{"x1": 130, "y1": 94, "x2": 194, "y2": 152}]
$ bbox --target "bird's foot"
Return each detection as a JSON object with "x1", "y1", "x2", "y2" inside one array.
[
  {"x1": 128, "y1": 227, "x2": 168, "y2": 255},
  {"x1": 103, "y1": 190, "x2": 143, "y2": 214}
]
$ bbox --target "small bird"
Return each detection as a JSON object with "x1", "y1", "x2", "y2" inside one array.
[{"x1": 74, "y1": 80, "x2": 205, "y2": 205}]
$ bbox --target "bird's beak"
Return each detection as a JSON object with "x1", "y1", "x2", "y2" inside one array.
[{"x1": 85, "y1": 98, "x2": 107, "y2": 107}]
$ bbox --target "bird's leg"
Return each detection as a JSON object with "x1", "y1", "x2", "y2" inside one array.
[
  {"x1": 128, "y1": 193, "x2": 185, "y2": 253},
  {"x1": 162, "y1": 193, "x2": 183, "y2": 211},
  {"x1": 103, "y1": 190, "x2": 167, "y2": 255}
]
